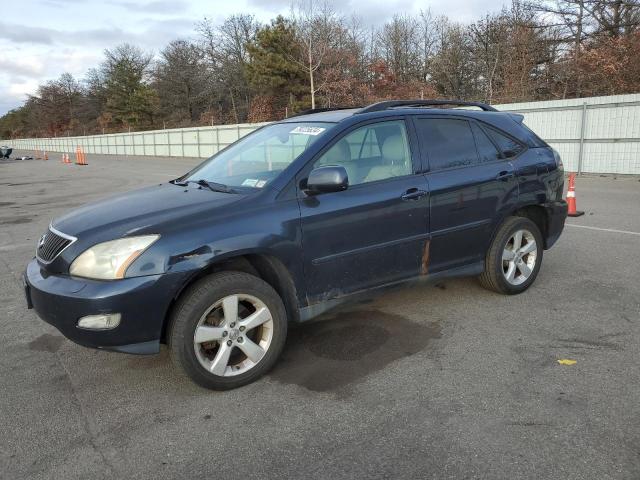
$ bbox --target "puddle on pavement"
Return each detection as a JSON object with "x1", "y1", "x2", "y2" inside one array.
[
  {"x1": 270, "y1": 309, "x2": 441, "y2": 392},
  {"x1": 28, "y1": 334, "x2": 64, "y2": 353}
]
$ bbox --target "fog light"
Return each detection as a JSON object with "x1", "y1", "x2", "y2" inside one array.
[{"x1": 77, "y1": 313, "x2": 121, "y2": 330}]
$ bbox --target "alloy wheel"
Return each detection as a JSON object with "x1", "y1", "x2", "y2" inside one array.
[
  {"x1": 502, "y1": 229, "x2": 538, "y2": 286},
  {"x1": 193, "y1": 294, "x2": 274, "y2": 376}
]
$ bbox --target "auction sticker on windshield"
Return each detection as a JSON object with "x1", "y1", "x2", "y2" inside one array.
[
  {"x1": 241, "y1": 179, "x2": 259, "y2": 187},
  {"x1": 290, "y1": 126, "x2": 326, "y2": 136}
]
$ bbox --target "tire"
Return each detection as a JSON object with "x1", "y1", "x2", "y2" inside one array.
[
  {"x1": 479, "y1": 216, "x2": 544, "y2": 295},
  {"x1": 168, "y1": 271, "x2": 288, "y2": 390}
]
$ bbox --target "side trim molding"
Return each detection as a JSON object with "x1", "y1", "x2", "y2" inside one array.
[{"x1": 311, "y1": 232, "x2": 430, "y2": 265}]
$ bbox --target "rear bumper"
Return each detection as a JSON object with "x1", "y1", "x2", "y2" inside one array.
[
  {"x1": 24, "y1": 258, "x2": 187, "y2": 354},
  {"x1": 544, "y1": 200, "x2": 568, "y2": 249}
]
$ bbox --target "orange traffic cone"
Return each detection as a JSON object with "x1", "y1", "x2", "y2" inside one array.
[
  {"x1": 567, "y1": 173, "x2": 584, "y2": 217},
  {"x1": 44, "y1": 151, "x2": 48, "y2": 161},
  {"x1": 75, "y1": 147, "x2": 87, "y2": 165}
]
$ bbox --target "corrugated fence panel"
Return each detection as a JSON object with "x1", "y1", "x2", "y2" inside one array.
[
  {"x1": 3, "y1": 96, "x2": 638, "y2": 174},
  {"x1": 516, "y1": 109, "x2": 583, "y2": 140}
]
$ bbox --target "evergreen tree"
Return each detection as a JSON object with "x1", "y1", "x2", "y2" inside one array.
[
  {"x1": 101, "y1": 44, "x2": 157, "y2": 129},
  {"x1": 246, "y1": 16, "x2": 309, "y2": 118}
]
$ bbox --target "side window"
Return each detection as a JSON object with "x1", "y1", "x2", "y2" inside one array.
[
  {"x1": 415, "y1": 118, "x2": 478, "y2": 171},
  {"x1": 342, "y1": 127, "x2": 381, "y2": 159},
  {"x1": 314, "y1": 120, "x2": 412, "y2": 185},
  {"x1": 471, "y1": 123, "x2": 501, "y2": 163},
  {"x1": 485, "y1": 127, "x2": 524, "y2": 158}
]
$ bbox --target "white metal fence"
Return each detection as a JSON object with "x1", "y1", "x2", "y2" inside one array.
[
  {"x1": 3, "y1": 93, "x2": 640, "y2": 174},
  {"x1": 4, "y1": 122, "x2": 268, "y2": 160}
]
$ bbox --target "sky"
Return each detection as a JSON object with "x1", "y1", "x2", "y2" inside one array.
[{"x1": 0, "y1": 0, "x2": 507, "y2": 115}]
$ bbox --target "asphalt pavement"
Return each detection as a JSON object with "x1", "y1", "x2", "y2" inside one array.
[{"x1": 1, "y1": 151, "x2": 639, "y2": 479}]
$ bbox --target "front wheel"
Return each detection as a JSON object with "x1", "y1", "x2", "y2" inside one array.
[
  {"x1": 479, "y1": 216, "x2": 544, "y2": 295},
  {"x1": 169, "y1": 271, "x2": 288, "y2": 390}
]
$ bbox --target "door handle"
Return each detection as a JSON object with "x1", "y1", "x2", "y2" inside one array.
[
  {"x1": 496, "y1": 171, "x2": 515, "y2": 181},
  {"x1": 401, "y1": 188, "x2": 427, "y2": 201}
]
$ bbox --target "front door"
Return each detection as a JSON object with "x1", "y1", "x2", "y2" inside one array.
[{"x1": 297, "y1": 119, "x2": 430, "y2": 303}]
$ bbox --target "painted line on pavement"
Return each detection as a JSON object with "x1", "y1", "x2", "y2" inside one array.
[{"x1": 566, "y1": 223, "x2": 640, "y2": 236}]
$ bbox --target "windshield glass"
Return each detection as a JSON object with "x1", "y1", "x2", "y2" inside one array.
[{"x1": 182, "y1": 122, "x2": 334, "y2": 190}]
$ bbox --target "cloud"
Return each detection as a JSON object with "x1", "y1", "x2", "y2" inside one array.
[
  {"x1": 246, "y1": 0, "x2": 289, "y2": 9},
  {"x1": 339, "y1": 0, "x2": 418, "y2": 26},
  {"x1": 0, "y1": 77, "x2": 40, "y2": 111},
  {"x1": 0, "y1": 58, "x2": 46, "y2": 78},
  {"x1": 246, "y1": 0, "x2": 507, "y2": 25},
  {"x1": 110, "y1": 0, "x2": 189, "y2": 13},
  {"x1": 0, "y1": 47, "x2": 102, "y2": 111},
  {"x1": 0, "y1": 19, "x2": 197, "y2": 50},
  {"x1": 0, "y1": 23, "x2": 54, "y2": 45}
]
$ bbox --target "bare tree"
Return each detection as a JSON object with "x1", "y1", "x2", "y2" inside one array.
[
  {"x1": 154, "y1": 40, "x2": 208, "y2": 126},
  {"x1": 197, "y1": 14, "x2": 259, "y2": 122},
  {"x1": 418, "y1": 9, "x2": 439, "y2": 84},
  {"x1": 377, "y1": 14, "x2": 422, "y2": 83},
  {"x1": 469, "y1": 14, "x2": 508, "y2": 103},
  {"x1": 584, "y1": 0, "x2": 640, "y2": 37},
  {"x1": 289, "y1": 0, "x2": 337, "y2": 109},
  {"x1": 430, "y1": 19, "x2": 480, "y2": 99}
]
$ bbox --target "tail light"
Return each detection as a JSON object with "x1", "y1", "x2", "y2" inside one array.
[{"x1": 552, "y1": 148, "x2": 563, "y2": 170}]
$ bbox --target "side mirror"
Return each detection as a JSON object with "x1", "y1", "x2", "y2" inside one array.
[{"x1": 304, "y1": 165, "x2": 349, "y2": 194}]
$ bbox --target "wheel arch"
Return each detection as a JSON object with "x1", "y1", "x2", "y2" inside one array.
[
  {"x1": 161, "y1": 252, "x2": 300, "y2": 343},
  {"x1": 511, "y1": 204, "x2": 549, "y2": 248},
  {"x1": 487, "y1": 204, "x2": 550, "y2": 259}
]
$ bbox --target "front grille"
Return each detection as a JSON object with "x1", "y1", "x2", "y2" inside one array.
[{"x1": 36, "y1": 227, "x2": 75, "y2": 263}]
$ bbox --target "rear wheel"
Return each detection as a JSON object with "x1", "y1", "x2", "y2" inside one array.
[
  {"x1": 479, "y1": 216, "x2": 543, "y2": 295},
  {"x1": 169, "y1": 271, "x2": 287, "y2": 390}
]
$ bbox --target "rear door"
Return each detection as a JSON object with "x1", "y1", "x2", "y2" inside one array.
[
  {"x1": 296, "y1": 118, "x2": 430, "y2": 303},
  {"x1": 412, "y1": 116, "x2": 519, "y2": 273}
]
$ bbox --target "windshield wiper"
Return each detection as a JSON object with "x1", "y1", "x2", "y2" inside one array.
[{"x1": 170, "y1": 179, "x2": 236, "y2": 194}]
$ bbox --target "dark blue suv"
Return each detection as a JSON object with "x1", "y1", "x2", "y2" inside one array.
[{"x1": 24, "y1": 100, "x2": 567, "y2": 389}]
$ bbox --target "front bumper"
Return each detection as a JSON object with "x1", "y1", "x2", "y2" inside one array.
[
  {"x1": 544, "y1": 200, "x2": 568, "y2": 249},
  {"x1": 24, "y1": 259, "x2": 187, "y2": 354}
]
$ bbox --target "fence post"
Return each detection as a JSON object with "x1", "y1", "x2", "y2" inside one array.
[
  {"x1": 196, "y1": 129, "x2": 201, "y2": 158},
  {"x1": 181, "y1": 129, "x2": 185, "y2": 157},
  {"x1": 577, "y1": 102, "x2": 587, "y2": 175}
]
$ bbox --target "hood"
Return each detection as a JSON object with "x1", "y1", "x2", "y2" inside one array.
[{"x1": 53, "y1": 183, "x2": 243, "y2": 239}]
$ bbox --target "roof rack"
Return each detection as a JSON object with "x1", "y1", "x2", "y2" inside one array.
[
  {"x1": 289, "y1": 106, "x2": 362, "y2": 118},
  {"x1": 357, "y1": 99, "x2": 497, "y2": 114}
]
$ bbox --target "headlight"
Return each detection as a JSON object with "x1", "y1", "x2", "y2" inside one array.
[{"x1": 70, "y1": 235, "x2": 159, "y2": 280}]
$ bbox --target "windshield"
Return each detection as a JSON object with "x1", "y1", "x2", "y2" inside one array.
[{"x1": 182, "y1": 122, "x2": 334, "y2": 190}]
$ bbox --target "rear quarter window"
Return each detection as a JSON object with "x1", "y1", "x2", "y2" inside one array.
[
  {"x1": 471, "y1": 123, "x2": 501, "y2": 163},
  {"x1": 485, "y1": 126, "x2": 525, "y2": 158},
  {"x1": 519, "y1": 122, "x2": 548, "y2": 147}
]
